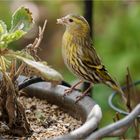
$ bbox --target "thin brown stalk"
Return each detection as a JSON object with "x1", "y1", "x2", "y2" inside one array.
[
  {"x1": 25, "y1": 20, "x2": 47, "y2": 61},
  {"x1": 126, "y1": 67, "x2": 139, "y2": 139},
  {"x1": 113, "y1": 112, "x2": 126, "y2": 139},
  {"x1": 9, "y1": 59, "x2": 17, "y2": 80},
  {"x1": 34, "y1": 20, "x2": 47, "y2": 49},
  {"x1": 126, "y1": 67, "x2": 132, "y2": 112},
  {"x1": 15, "y1": 63, "x2": 26, "y2": 79}
]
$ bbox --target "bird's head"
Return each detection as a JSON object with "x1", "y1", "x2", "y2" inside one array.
[{"x1": 57, "y1": 14, "x2": 90, "y2": 36}]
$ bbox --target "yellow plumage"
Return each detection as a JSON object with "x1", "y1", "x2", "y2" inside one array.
[{"x1": 57, "y1": 14, "x2": 124, "y2": 101}]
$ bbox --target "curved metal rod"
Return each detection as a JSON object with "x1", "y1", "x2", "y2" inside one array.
[
  {"x1": 108, "y1": 80, "x2": 140, "y2": 116},
  {"x1": 86, "y1": 104, "x2": 140, "y2": 139},
  {"x1": 108, "y1": 92, "x2": 129, "y2": 115}
]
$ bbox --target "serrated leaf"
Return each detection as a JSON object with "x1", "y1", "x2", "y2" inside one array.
[
  {"x1": 10, "y1": 7, "x2": 33, "y2": 33},
  {"x1": 15, "y1": 56, "x2": 63, "y2": 83},
  {"x1": 0, "y1": 7, "x2": 33, "y2": 48},
  {"x1": 0, "y1": 20, "x2": 7, "y2": 36}
]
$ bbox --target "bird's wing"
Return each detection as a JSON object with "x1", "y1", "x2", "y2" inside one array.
[
  {"x1": 81, "y1": 44, "x2": 113, "y2": 82},
  {"x1": 79, "y1": 41, "x2": 123, "y2": 96},
  {"x1": 81, "y1": 43, "x2": 102, "y2": 68}
]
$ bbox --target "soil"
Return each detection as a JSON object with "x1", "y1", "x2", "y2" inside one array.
[{"x1": 0, "y1": 95, "x2": 82, "y2": 139}]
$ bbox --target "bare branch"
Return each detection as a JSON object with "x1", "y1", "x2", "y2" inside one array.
[
  {"x1": 33, "y1": 19, "x2": 47, "y2": 50},
  {"x1": 25, "y1": 19, "x2": 47, "y2": 61},
  {"x1": 86, "y1": 104, "x2": 140, "y2": 140}
]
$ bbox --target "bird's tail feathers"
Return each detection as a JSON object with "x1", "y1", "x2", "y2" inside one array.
[
  {"x1": 105, "y1": 80, "x2": 126, "y2": 103},
  {"x1": 95, "y1": 65, "x2": 126, "y2": 102}
]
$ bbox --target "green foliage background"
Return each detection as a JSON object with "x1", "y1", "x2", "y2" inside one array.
[{"x1": 94, "y1": 1, "x2": 140, "y2": 82}]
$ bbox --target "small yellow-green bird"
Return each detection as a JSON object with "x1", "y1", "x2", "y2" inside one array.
[{"x1": 57, "y1": 14, "x2": 124, "y2": 102}]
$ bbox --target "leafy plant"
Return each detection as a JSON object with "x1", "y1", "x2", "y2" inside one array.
[{"x1": 0, "y1": 7, "x2": 62, "y2": 136}]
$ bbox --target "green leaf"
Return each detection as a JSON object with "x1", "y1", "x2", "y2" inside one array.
[
  {"x1": 0, "y1": 21, "x2": 8, "y2": 48},
  {"x1": 15, "y1": 56, "x2": 63, "y2": 83},
  {"x1": 1, "y1": 30, "x2": 25, "y2": 45},
  {"x1": 0, "y1": 20, "x2": 7, "y2": 36},
  {"x1": 10, "y1": 7, "x2": 33, "y2": 33},
  {"x1": 0, "y1": 7, "x2": 33, "y2": 48}
]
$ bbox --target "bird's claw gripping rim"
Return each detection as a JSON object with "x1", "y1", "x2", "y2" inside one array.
[
  {"x1": 63, "y1": 88, "x2": 73, "y2": 97},
  {"x1": 75, "y1": 92, "x2": 90, "y2": 103}
]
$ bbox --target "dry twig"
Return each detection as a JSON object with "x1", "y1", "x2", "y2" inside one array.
[{"x1": 25, "y1": 20, "x2": 47, "y2": 61}]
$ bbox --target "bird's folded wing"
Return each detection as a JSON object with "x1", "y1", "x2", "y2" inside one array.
[
  {"x1": 81, "y1": 47, "x2": 113, "y2": 81},
  {"x1": 83, "y1": 59, "x2": 113, "y2": 82},
  {"x1": 81, "y1": 45, "x2": 102, "y2": 68}
]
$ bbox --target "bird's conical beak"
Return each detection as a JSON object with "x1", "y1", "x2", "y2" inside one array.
[{"x1": 57, "y1": 17, "x2": 67, "y2": 25}]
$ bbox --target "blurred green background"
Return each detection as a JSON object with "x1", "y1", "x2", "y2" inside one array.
[{"x1": 1, "y1": 0, "x2": 140, "y2": 139}]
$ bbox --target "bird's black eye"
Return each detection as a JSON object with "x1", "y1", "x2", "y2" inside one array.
[{"x1": 69, "y1": 18, "x2": 73, "y2": 22}]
